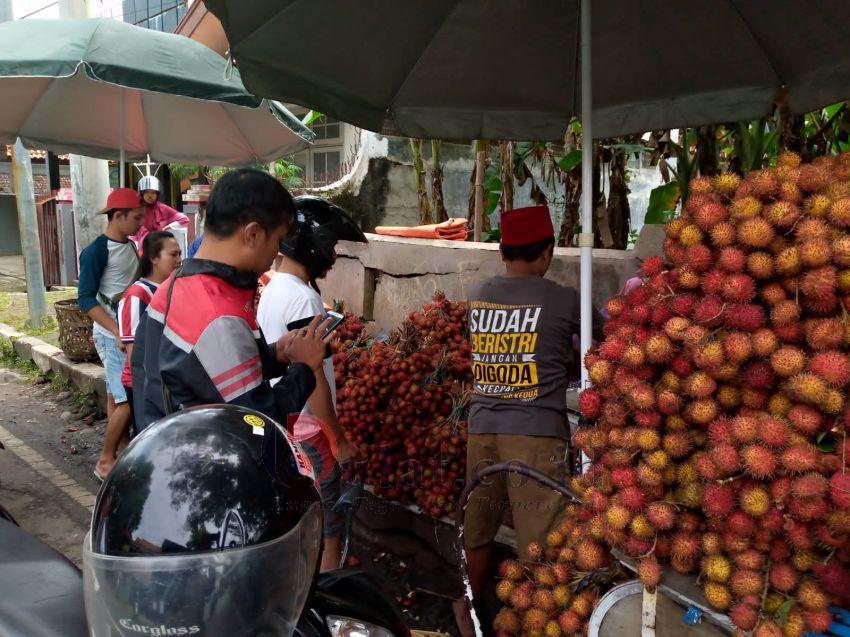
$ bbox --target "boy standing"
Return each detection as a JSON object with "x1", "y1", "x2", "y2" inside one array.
[
  {"x1": 257, "y1": 195, "x2": 367, "y2": 571},
  {"x1": 457, "y1": 205, "x2": 602, "y2": 631},
  {"x1": 77, "y1": 188, "x2": 145, "y2": 479}
]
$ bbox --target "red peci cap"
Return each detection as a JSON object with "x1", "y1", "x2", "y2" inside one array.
[
  {"x1": 97, "y1": 188, "x2": 143, "y2": 214},
  {"x1": 500, "y1": 205, "x2": 554, "y2": 246}
]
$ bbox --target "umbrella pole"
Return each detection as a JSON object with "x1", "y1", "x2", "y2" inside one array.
[
  {"x1": 579, "y1": 0, "x2": 593, "y2": 470},
  {"x1": 119, "y1": 87, "x2": 125, "y2": 188}
]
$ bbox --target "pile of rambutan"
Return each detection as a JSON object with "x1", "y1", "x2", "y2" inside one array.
[{"x1": 493, "y1": 152, "x2": 850, "y2": 637}]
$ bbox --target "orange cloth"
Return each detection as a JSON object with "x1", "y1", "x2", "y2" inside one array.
[{"x1": 375, "y1": 218, "x2": 468, "y2": 241}]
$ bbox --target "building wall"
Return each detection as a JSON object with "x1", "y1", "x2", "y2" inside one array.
[{"x1": 0, "y1": 195, "x2": 22, "y2": 255}]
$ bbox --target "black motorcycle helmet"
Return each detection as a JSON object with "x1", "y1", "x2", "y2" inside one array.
[
  {"x1": 83, "y1": 405, "x2": 323, "y2": 637},
  {"x1": 279, "y1": 195, "x2": 367, "y2": 291}
]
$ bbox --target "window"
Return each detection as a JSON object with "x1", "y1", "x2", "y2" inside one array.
[
  {"x1": 312, "y1": 150, "x2": 341, "y2": 185},
  {"x1": 311, "y1": 115, "x2": 341, "y2": 142}
]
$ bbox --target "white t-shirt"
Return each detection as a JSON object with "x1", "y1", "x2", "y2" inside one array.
[{"x1": 257, "y1": 273, "x2": 335, "y2": 441}]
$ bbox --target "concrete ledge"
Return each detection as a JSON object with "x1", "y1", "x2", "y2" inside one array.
[{"x1": 0, "y1": 322, "x2": 107, "y2": 411}]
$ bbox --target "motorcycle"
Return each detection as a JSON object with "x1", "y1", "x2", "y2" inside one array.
[{"x1": 0, "y1": 473, "x2": 411, "y2": 637}]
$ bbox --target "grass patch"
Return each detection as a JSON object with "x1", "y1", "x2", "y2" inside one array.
[
  {"x1": 0, "y1": 339, "x2": 41, "y2": 378},
  {"x1": 0, "y1": 289, "x2": 77, "y2": 347}
]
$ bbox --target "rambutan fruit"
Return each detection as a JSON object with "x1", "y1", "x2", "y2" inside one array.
[
  {"x1": 664, "y1": 240, "x2": 687, "y2": 266},
  {"x1": 701, "y1": 532, "x2": 722, "y2": 556},
  {"x1": 768, "y1": 392, "x2": 792, "y2": 416},
  {"x1": 703, "y1": 582, "x2": 732, "y2": 611},
  {"x1": 646, "y1": 501, "x2": 675, "y2": 530},
  {"x1": 716, "y1": 384, "x2": 741, "y2": 409},
  {"x1": 557, "y1": 611, "x2": 581, "y2": 635},
  {"x1": 637, "y1": 555, "x2": 661, "y2": 593},
  {"x1": 598, "y1": 337, "x2": 626, "y2": 361},
  {"x1": 682, "y1": 371, "x2": 716, "y2": 399},
  {"x1": 829, "y1": 471, "x2": 850, "y2": 508},
  {"x1": 810, "y1": 350, "x2": 850, "y2": 386},
  {"x1": 533, "y1": 588, "x2": 557, "y2": 613},
  {"x1": 718, "y1": 248, "x2": 747, "y2": 275},
  {"x1": 669, "y1": 294, "x2": 697, "y2": 318},
  {"x1": 780, "y1": 444, "x2": 818, "y2": 474},
  {"x1": 723, "y1": 530, "x2": 751, "y2": 552},
  {"x1": 728, "y1": 510, "x2": 757, "y2": 537},
  {"x1": 656, "y1": 389, "x2": 681, "y2": 416},
  {"x1": 509, "y1": 584, "x2": 533, "y2": 611},
  {"x1": 493, "y1": 608, "x2": 521, "y2": 634},
  {"x1": 634, "y1": 410, "x2": 662, "y2": 429},
  {"x1": 788, "y1": 496, "x2": 829, "y2": 521},
  {"x1": 722, "y1": 331, "x2": 752, "y2": 364},
  {"x1": 692, "y1": 201, "x2": 728, "y2": 232},
  {"x1": 738, "y1": 217, "x2": 775, "y2": 248},
  {"x1": 693, "y1": 295, "x2": 725, "y2": 327},
  {"x1": 709, "y1": 417, "x2": 732, "y2": 444},
  {"x1": 770, "y1": 299, "x2": 801, "y2": 327},
  {"x1": 702, "y1": 554, "x2": 732, "y2": 584},
  {"x1": 770, "y1": 346, "x2": 806, "y2": 378},
  {"x1": 694, "y1": 340, "x2": 725, "y2": 369},
  {"x1": 834, "y1": 235, "x2": 850, "y2": 268},
  {"x1": 721, "y1": 273, "x2": 757, "y2": 303},
  {"x1": 761, "y1": 282, "x2": 788, "y2": 307},
  {"x1": 791, "y1": 473, "x2": 829, "y2": 503},
  {"x1": 801, "y1": 265, "x2": 837, "y2": 300},
  {"x1": 730, "y1": 603, "x2": 759, "y2": 630},
  {"x1": 785, "y1": 372, "x2": 828, "y2": 405},
  {"x1": 684, "y1": 244, "x2": 713, "y2": 273},
  {"x1": 724, "y1": 303, "x2": 765, "y2": 331},
  {"x1": 742, "y1": 387, "x2": 770, "y2": 409},
  {"x1": 828, "y1": 509, "x2": 850, "y2": 534},
  {"x1": 711, "y1": 443, "x2": 741, "y2": 475},
  {"x1": 679, "y1": 224, "x2": 703, "y2": 246},
  {"x1": 743, "y1": 360, "x2": 775, "y2": 389},
  {"x1": 639, "y1": 255, "x2": 666, "y2": 278},
  {"x1": 731, "y1": 414, "x2": 760, "y2": 443},
  {"x1": 662, "y1": 431, "x2": 692, "y2": 459},
  {"x1": 685, "y1": 399, "x2": 720, "y2": 426},
  {"x1": 711, "y1": 362, "x2": 739, "y2": 382},
  {"x1": 798, "y1": 163, "x2": 832, "y2": 192},
  {"x1": 740, "y1": 484, "x2": 771, "y2": 517},
  {"x1": 574, "y1": 538, "x2": 604, "y2": 571},
  {"x1": 734, "y1": 548, "x2": 767, "y2": 571},
  {"x1": 702, "y1": 483, "x2": 736, "y2": 517},
  {"x1": 797, "y1": 579, "x2": 829, "y2": 611},
  {"x1": 753, "y1": 620, "x2": 784, "y2": 637},
  {"x1": 774, "y1": 323, "x2": 802, "y2": 344},
  {"x1": 830, "y1": 197, "x2": 850, "y2": 227},
  {"x1": 797, "y1": 216, "x2": 831, "y2": 242},
  {"x1": 800, "y1": 609, "x2": 833, "y2": 634},
  {"x1": 742, "y1": 444, "x2": 778, "y2": 478},
  {"x1": 636, "y1": 463, "x2": 663, "y2": 488},
  {"x1": 588, "y1": 359, "x2": 614, "y2": 386},
  {"x1": 731, "y1": 196, "x2": 762, "y2": 220},
  {"x1": 695, "y1": 453, "x2": 721, "y2": 481},
  {"x1": 749, "y1": 168, "x2": 780, "y2": 198},
  {"x1": 710, "y1": 221, "x2": 736, "y2": 246},
  {"x1": 643, "y1": 333, "x2": 675, "y2": 364},
  {"x1": 714, "y1": 173, "x2": 742, "y2": 197},
  {"x1": 675, "y1": 266, "x2": 701, "y2": 289},
  {"x1": 730, "y1": 569, "x2": 764, "y2": 597},
  {"x1": 578, "y1": 389, "x2": 602, "y2": 420},
  {"x1": 840, "y1": 269, "x2": 850, "y2": 293},
  {"x1": 636, "y1": 427, "x2": 661, "y2": 452},
  {"x1": 764, "y1": 200, "x2": 801, "y2": 228},
  {"x1": 779, "y1": 179, "x2": 803, "y2": 204},
  {"x1": 671, "y1": 533, "x2": 700, "y2": 561},
  {"x1": 664, "y1": 316, "x2": 691, "y2": 341},
  {"x1": 774, "y1": 246, "x2": 802, "y2": 276},
  {"x1": 523, "y1": 607, "x2": 548, "y2": 632},
  {"x1": 778, "y1": 151, "x2": 803, "y2": 168},
  {"x1": 758, "y1": 416, "x2": 791, "y2": 448},
  {"x1": 747, "y1": 251, "x2": 774, "y2": 280},
  {"x1": 805, "y1": 317, "x2": 844, "y2": 350},
  {"x1": 800, "y1": 238, "x2": 832, "y2": 268}
]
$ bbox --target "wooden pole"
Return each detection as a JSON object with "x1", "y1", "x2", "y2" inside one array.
[{"x1": 474, "y1": 147, "x2": 485, "y2": 242}]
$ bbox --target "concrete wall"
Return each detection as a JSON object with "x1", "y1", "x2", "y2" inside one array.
[{"x1": 320, "y1": 225, "x2": 665, "y2": 330}]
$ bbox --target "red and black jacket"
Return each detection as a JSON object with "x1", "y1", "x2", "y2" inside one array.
[{"x1": 136, "y1": 258, "x2": 316, "y2": 430}]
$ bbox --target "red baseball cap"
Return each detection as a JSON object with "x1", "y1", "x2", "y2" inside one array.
[
  {"x1": 500, "y1": 205, "x2": 554, "y2": 246},
  {"x1": 97, "y1": 188, "x2": 142, "y2": 214}
]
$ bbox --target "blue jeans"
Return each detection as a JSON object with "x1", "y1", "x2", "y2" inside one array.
[{"x1": 92, "y1": 329, "x2": 128, "y2": 404}]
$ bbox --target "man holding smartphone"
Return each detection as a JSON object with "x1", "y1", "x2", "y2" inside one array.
[{"x1": 257, "y1": 194, "x2": 368, "y2": 571}]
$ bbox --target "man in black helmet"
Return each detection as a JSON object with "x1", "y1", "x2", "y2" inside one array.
[{"x1": 257, "y1": 194, "x2": 367, "y2": 571}]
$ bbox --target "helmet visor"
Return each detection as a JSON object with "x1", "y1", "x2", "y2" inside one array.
[{"x1": 83, "y1": 502, "x2": 322, "y2": 637}]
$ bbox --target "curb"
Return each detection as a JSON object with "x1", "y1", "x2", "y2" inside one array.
[{"x1": 0, "y1": 323, "x2": 107, "y2": 411}]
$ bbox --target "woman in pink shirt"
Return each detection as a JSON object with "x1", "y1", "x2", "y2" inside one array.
[{"x1": 130, "y1": 175, "x2": 189, "y2": 248}]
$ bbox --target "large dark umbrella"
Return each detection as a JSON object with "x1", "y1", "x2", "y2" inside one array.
[{"x1": 204, "y1": 0, "x2": 850, "y2": 405}]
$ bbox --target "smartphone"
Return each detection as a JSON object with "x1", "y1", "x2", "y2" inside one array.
[
  {"x1": 320, "y1": 310, "x2": 345, "y2": 338},
  {"x1": 286, "y1": 311, "x2": 345, "y2": 339}
]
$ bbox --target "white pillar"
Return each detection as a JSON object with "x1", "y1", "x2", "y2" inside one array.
[
  {"x1": 579, "y1": 0, "x2": 594, "y2": 385},
  {"x1": 11, "y1": 139, "x2": 48, "y2": 325},
  {"x1": 62, "y1": 0, "x2": 113, "y2": 262}
]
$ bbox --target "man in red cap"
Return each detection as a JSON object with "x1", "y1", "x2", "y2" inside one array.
[
  {"x1": 456, "y1": 205, "x2": 601, "y2": 633},
  {"x1": 77, "y1": 188, "x2": 145, "y2": 480}
]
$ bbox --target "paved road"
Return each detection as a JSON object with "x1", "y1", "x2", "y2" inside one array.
[{"x1": 0, "y1": 370, "x2": 104, "y2": 566}]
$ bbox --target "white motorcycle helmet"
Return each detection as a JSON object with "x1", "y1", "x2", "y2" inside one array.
[{"x1": 138, "y1": 175, "x2": 161, "y2": 194}]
